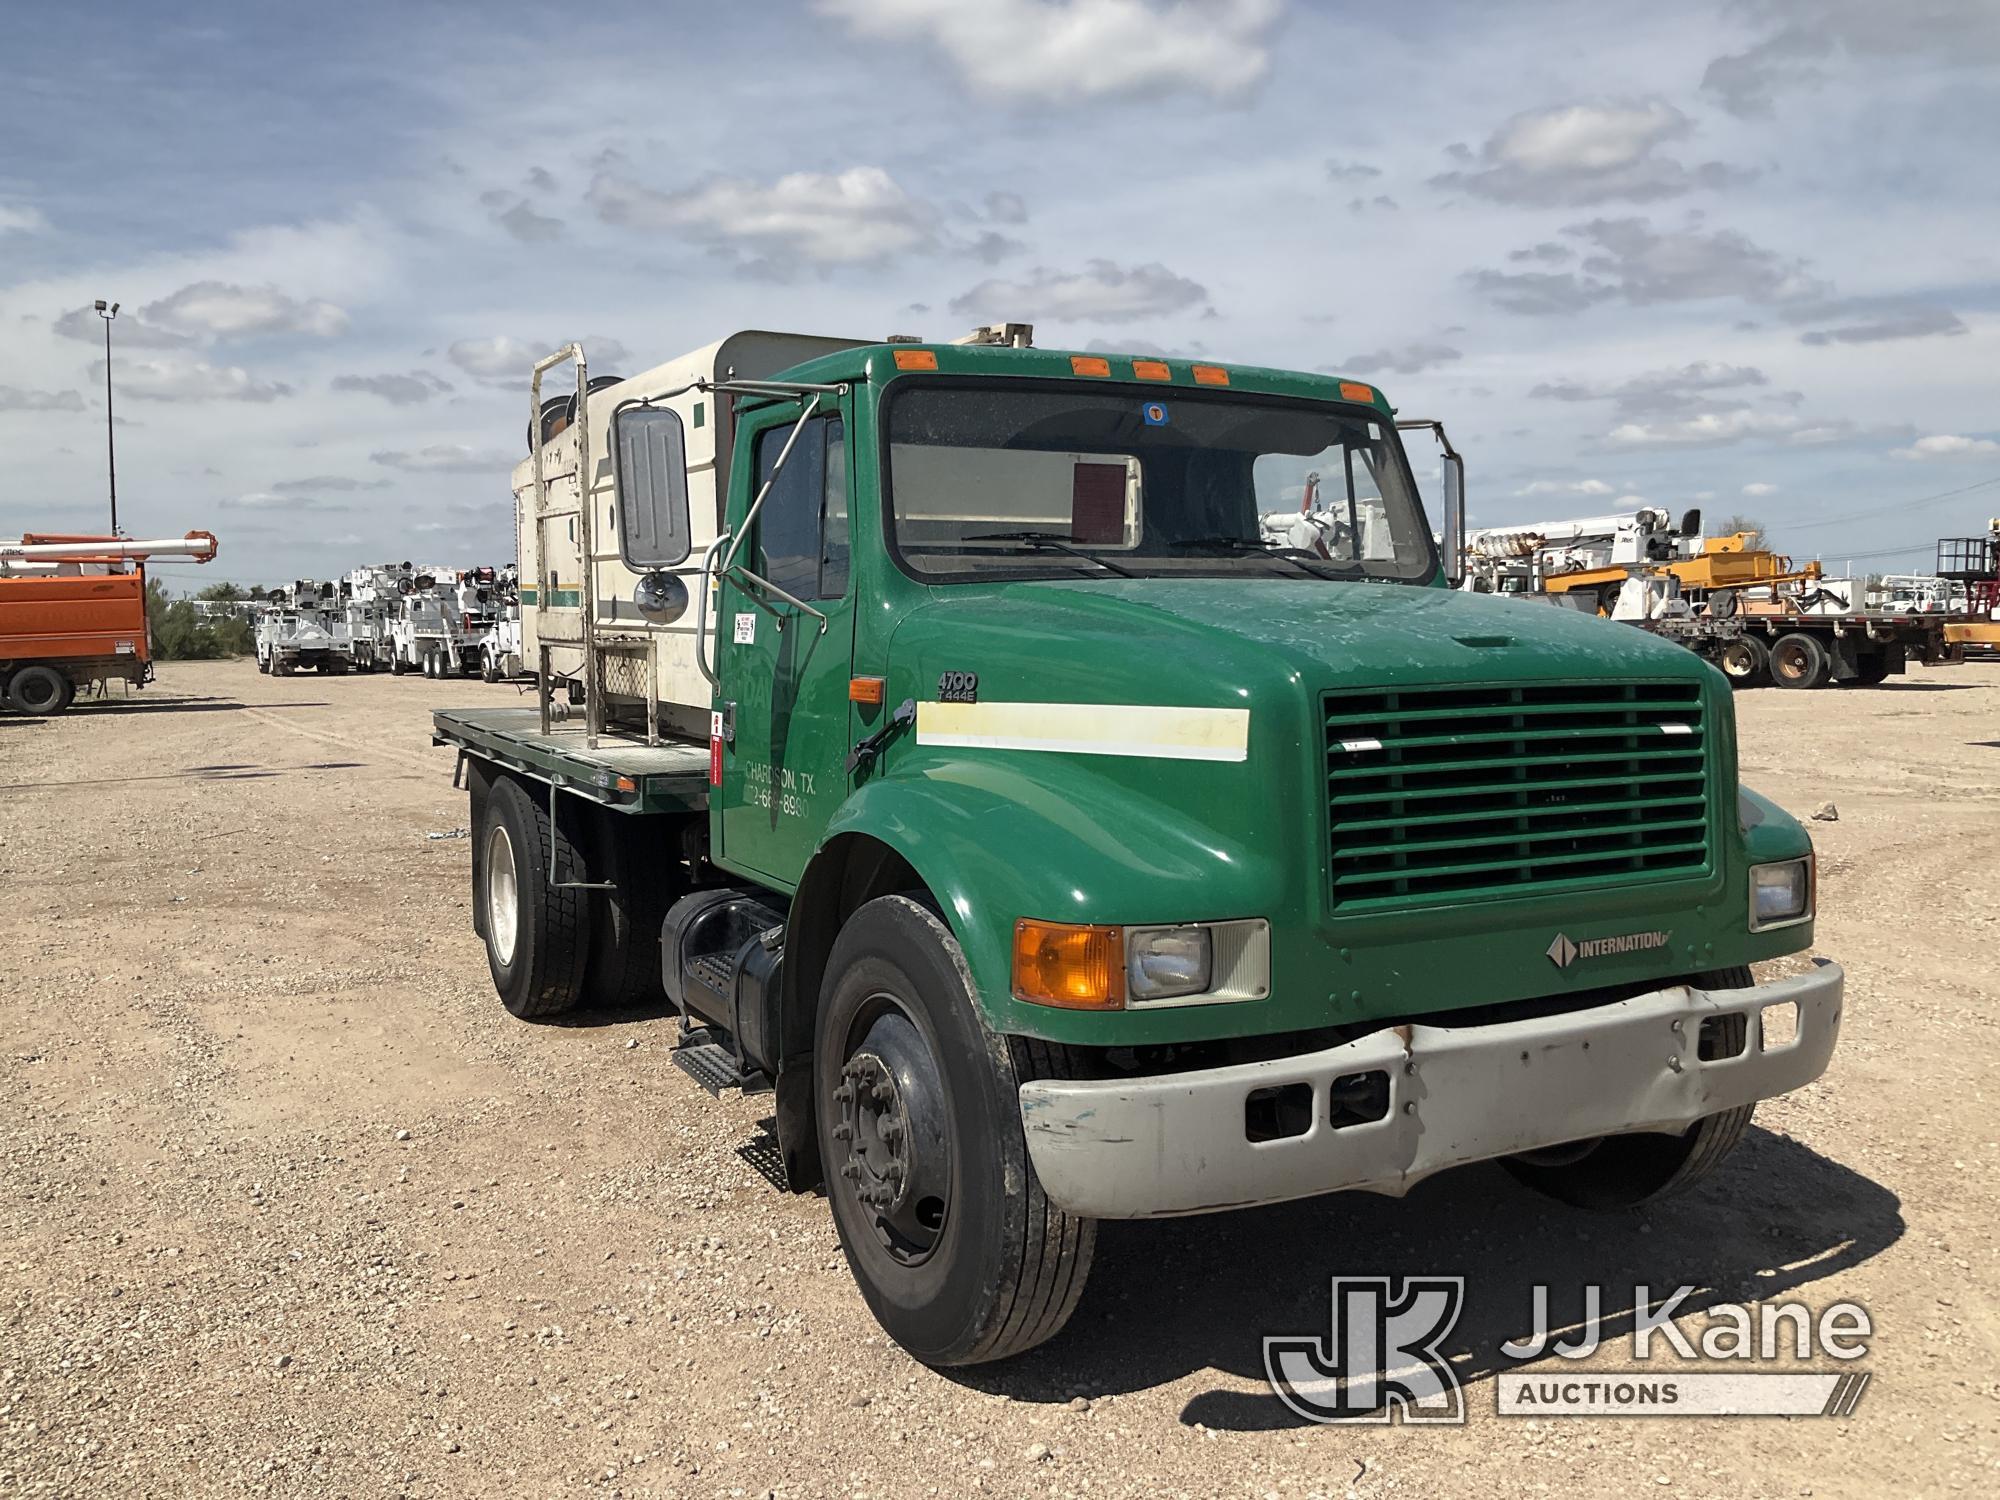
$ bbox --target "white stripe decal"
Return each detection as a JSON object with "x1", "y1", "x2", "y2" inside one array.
[{"x1": 915, "y1": 701, "x2": 1250, "y2": 763}]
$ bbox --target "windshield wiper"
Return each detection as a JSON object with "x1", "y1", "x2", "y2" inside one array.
[
  {"x1": 1169, "y1": 535, "x2": 1347, "y2": 579},
  {"x1": 962, "y1": 531, "x2": 1136, "y2": 578}
]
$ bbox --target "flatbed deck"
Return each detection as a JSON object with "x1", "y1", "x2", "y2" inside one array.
[{"x1": 433, "y1": 706, "x2": 709, "y2": 813}]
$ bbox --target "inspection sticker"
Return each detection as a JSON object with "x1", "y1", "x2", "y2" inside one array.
[{"x1": 733, "y1": 612, "x2": 757, "y2": 645}]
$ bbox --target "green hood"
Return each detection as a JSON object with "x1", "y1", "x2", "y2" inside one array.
[{"x1": 894, "y1": 577, "x2": 1713, "y2": 702}]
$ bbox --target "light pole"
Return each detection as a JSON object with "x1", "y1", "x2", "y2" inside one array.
[{"x1": 94, "y1": 299, "x2": 119, "y2": 534}]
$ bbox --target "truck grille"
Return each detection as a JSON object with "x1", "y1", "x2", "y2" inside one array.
[{"x1": 1323, "y1": 681, "x2": 1711, "y2": 909}]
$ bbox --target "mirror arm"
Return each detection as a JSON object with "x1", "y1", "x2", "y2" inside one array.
[
  {"x1": 722, "y1": 566, "x2": 831, "y2": 634},
  {"x1": 719, "y1": 393, "x2": 823, "y2": 578},
  {"x1": 693, "y1": 532, "x2": 731, "y2": 687}
]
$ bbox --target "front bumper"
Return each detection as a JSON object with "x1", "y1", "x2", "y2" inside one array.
[{"x1": 1019, "y1": 959, "x2": 1842, "y2": 1219}]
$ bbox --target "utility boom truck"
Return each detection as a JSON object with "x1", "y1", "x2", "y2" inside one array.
[
  {"x1": 1, "y1": 531, "x2": 219, "y2": 713},
  {"x1": 434, "y1": 326, "x2": 1842, "y2": 1366}
]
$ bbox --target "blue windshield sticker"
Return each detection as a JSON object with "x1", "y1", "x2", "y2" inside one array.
[{"x1": 1142, "y1": 401, "x2": 1169, "y2": 426}]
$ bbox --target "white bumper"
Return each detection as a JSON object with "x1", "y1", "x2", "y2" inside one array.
[{"x1": 1019, "y1": 959, "x2": 1842, "y2": 1219}]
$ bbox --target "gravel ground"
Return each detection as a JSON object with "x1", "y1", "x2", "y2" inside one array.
[{"x1": 2, "y1": 658, "x2": 1996, "y2": 1499}]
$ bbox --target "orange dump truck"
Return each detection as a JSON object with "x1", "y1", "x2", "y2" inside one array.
[{"x1": 0, "y1": 531, "x2": 219, "y2": 714}]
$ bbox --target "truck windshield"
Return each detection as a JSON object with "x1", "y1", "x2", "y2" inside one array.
[{"x1": 884, "y1": 383, "x2": 1437, "y2": 584}]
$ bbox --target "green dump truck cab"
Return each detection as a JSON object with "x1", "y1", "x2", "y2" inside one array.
[{"x1": 435, "y1": 331, "x2": 1840, "y2": 1367}]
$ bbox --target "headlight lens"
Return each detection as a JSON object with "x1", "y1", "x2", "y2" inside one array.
[
  {"x1": 1126, "y1": 926, "x2": 1213, "y2": 1001},
  {"x1": 1750, "y1": 856, "x2": 1813, "y2": 931}
]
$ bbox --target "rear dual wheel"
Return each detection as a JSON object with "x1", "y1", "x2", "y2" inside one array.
[
  {"x1": 477, "y1": 776, "x2": 591, "y2": 1019},
  {"x1": 1715, "y1": 636, "x2": 1769, "y2": 689},
  {"x1": 7, "y1": 666, "x2": 75, "y2": 716},
  {"x1": 1771, "y1": 632, "x2": 1830, "y2": 690},
  {"x1": 815, "y1": 895, "x2": 1094, "y2": 1366}
]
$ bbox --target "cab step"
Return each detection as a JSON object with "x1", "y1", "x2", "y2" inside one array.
[{"x1": 671, "y1": 1031, "x2": 773, "y2": 1098}]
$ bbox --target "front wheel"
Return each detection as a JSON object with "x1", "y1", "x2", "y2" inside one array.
[
  {"x1": 1503, "y1": 969, "x2": 1755, "y2": 1210},
  {"x1": 815, "y1": 895, "x2": 1095, "y2": 1366}
]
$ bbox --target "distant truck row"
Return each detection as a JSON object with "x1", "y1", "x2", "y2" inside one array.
[{"x1": 254, "y1": 563, "x2": 525, "y2": 680}]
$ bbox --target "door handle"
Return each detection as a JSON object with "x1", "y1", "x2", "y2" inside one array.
[{"x1": 844, "y1": 698, "x2": 916, "y2": 775}]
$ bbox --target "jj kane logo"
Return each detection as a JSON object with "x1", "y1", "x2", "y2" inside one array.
[{"x1": 1546, "y1": 929, "x2": 1671, "y2": 969}]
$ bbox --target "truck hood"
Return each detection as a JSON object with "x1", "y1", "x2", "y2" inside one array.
[{"x1": 896, "y1": 576, "x2": 1709, "y2": 697}]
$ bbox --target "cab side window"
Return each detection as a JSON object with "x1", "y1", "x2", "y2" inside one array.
[{"x1": 753, "y1": 416, "x2": 848, "y2": 601}]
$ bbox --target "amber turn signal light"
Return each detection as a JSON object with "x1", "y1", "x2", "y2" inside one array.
[
  {"x1": 1013, "y1": 919, "x2": 1125, "y2": 1009},
  {"x1": 893, "y1": 349, "x2": 939, "y2": 371},
  {"x1": 848, "y1": 675, "x2": 886, "y2": 705},
  {"x1": 1338, "y1": 381, "x2": 1375, "y2": 403}
]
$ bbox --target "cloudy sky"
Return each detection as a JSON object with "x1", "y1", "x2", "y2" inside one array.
[{"x1": 4, "y1": 0, "x2": 1997, "y2": 588}]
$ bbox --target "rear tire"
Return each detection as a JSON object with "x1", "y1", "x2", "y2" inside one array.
[
  {"x1": 7, "y1": 665, "x2": 74, "y2": 716},
  {"x1": 1715, "y1": 636, "x2": 1769, "y2": 688},
  {"x1": 481, "y1": 651, "x2": 499, "y2": 684},
  {"x1": 1503, "y1": 968, "x2": 1755, "y2": 1210},
  {"x1": 1847, "y1": 652, "x2": 1892, "y2": 686},
  {"x1": 479, "y1": 776, "x2": 592, "y2": 1020},
  {"x1": 1770, "y1": 632, "x2": 1830, "y2": 690},
  {"x1": 583, "y1": 811, "x2": 674, "y2": 1008},
  {"x1": 815, "y1": 895, "x2": 1095, "y2": 1366}
]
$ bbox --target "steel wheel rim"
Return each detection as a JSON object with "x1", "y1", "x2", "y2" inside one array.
[
  {"x1": 485, "y1": 823, "x2": 520, "y2": 966},
  {"x1": 832, "y1": 995, "x2": 953, "y2": 1267}
]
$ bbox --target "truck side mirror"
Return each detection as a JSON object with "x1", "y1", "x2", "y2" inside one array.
[
  {"x1": 1441, "y1": 453, "x2": 1466, "y2": 587},
  {"x1": 611, "y1": 404, "x2": 693, "y2": 569},
  {"x1": 1680, "y1": 507, "x2": 1702, "y2": 538}
]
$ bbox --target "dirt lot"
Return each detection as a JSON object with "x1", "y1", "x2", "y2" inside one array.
[{"x1": 2, "y1": 658, "x2": 1996, "y2": 1498}]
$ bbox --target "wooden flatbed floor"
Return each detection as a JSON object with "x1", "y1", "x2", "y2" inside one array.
[{"x1": 432, "y1": 705, "x2": 709, "y2": 812}]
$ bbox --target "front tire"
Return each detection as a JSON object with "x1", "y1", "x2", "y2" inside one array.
[
  {"x1": 815, "y1": 895, "x2": 1094, "y2": 1366},
  {"x1": 478, "y1": 775, "x2": 592, "y2": 1019},
  {"x1": 1503, "y1": 968, "x2": 1755, "y2": 1210}
]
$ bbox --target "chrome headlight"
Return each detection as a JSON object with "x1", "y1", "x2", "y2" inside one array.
[
  {"x1": 1749, "y1": 855, "x2": 1814, "y2": 932},
  {"x1": 1126, "y1": 926, "x2": 1213, "y2": 1001}
]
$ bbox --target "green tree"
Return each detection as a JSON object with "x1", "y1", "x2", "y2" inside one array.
[
  {"x1": 144, "y1": 579, "x2": 238, "y2": 660},
  {"x1": 197, "y1": 580, "x2": 245, "y2": 602}
]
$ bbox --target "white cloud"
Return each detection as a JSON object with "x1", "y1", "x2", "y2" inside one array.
[
  {"x1": 0, "y1": 385, "x2": 85, "y2": 413},
  {"x1": 951, "y1": 260, "x2": 1208, "y2": 323},
  {"x1": 1890, "y1": 433, "x2": 2000, "y2": 461},
  {"x1": 1742, "y1": 481, "x2": 1779, "y2": 496},
  {"x1": 330, "y1": 371, "x2": 452, "y2": 405},
  {"x1": 1340, "y1": 342, "x2": 1462, "y2": 377},
  {"x1": 1606, "y1": 409, "x2": 1810, "y2": 447},
  {"x1": 590, "y1": 166, "x2": 942, "y2": 268},
  {"x1": 371, "y1": 444, "x2": 517, "y2": 473},
  {"x1": 0, "y1": 204, "x2": 48, "y2": 235},
  {"x1": 448, "y1": 335, "x2": 632, "y2": 385},
  {"x1": 813, "y1": 0, "x2": 1282, "y2": 104},
  {"x1": 1704, "y1": 0, "x2": 2000, "y2": 116},
  {"x1": 1473, "y1": 219, "x2": 1824, "y2": 313},
  {"x1": 1513, "y1": 478, "x2": 1616, "y2": 497},
  {"x1": 1435, "y1": 101, "x2": 1742, "y2": 206},
  {"x1": 221, "y1": 491, "x2": 345, "y2": 512},
  {"x1": 53, "y1": 305, "x2": 195, "y2": 348},
  {"x1": 139, "y1": 281, "x2": 349, "y2": 339},
  {"x1": 92, "y1": 355, "x2": 292, "y2": 403}
]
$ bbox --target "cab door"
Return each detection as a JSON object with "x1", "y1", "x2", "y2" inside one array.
[{"x1": 715, "y1": 402, "x2": 856, "y2": 887}]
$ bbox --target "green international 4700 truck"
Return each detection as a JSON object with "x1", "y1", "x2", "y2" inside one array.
[{"x1": 433, "y1": 323, "x2": 1841, "y2": 1366}]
